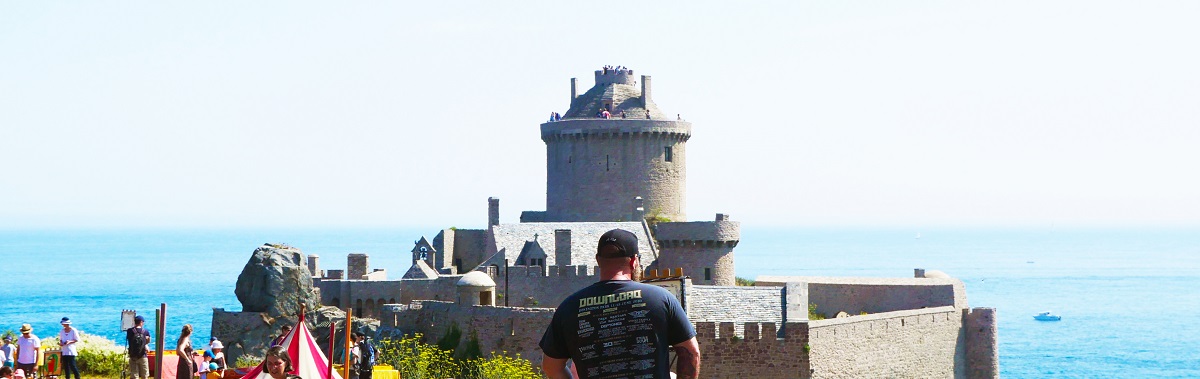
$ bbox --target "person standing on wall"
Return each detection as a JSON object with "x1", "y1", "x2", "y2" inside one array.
[
  {"x1": 125, "y1": 316, "x2": 151, "y2": 379},
  {"x1": 14, "y1": 324, "x2": 39, "y2": 379},
  {"x1": 58, "y1": 318, "x2": 81, "y2": 379},
  {"x1": 539, "y1": 229, "x2": 701, "y2": 379}
]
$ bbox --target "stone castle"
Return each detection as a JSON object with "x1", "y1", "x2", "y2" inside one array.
[{"x1": 222, "y1": 68, "x2": 999, "y2": 378}]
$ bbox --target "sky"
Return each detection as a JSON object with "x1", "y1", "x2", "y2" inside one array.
[{"x1": 2, "y1": 1, "x2": 1198, "y2": 229}]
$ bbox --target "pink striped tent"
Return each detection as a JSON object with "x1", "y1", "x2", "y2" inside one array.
[{"x1": 239, "y1": 314, "x2": 343, "y2": 379}]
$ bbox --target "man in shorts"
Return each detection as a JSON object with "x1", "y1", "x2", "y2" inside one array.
[
  {"x1": 126, "y1": 316, "x2": 152, "y2": 379},
  {"x1": 14, "y1": 325, "x2": 38, "y2": 379}
]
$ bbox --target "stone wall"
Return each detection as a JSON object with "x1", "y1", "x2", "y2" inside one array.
[
  {"x1": 965, "y1": 308, "x2": 998, "y2": 378},
  {"x1": 397, "y1": 277, "x2": 459, "y2": 304},
  {"x1": 312, "y1": 279, "x2": 402, "y2": 318},
  {"x1": 494, "y1": 265, "x2": 599, "y2": 307},
  {"x1": 686, "y1": 286, "x2": 782, "y2": 336},
  {"x1": 541, "y1": 119, "x2": 690, "y2": 223},
  {"x1": 434, "y1": 228, "x2": 487, "y2": 273},
  {"x1": 382, "y1": 301, "x2": 556, "y2": 365},
  {"x1": 756, "y1": 276, "x2": 967, "y2": 317},
  {"x1": 694, "y1": 321, "x2": 811, "y2": 379},
  {"x1": 807, "y1": 306, "x2": 965, "y2": 379}
]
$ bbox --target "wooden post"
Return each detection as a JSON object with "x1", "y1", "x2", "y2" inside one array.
[{"x1": 154, "y1": 303, "x2": 166, "y2": 379}]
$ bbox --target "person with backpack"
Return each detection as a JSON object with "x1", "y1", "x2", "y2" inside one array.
[
  {"x1": 353, "y1": 332, "x2": 374, "y2": 379},
  {"x1": 126, "y1": 316, "x2": 152, "y2": 379}
]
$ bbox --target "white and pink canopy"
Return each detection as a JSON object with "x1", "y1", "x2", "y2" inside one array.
[{"x1": 239, "y1": 313, "x2": 343, "y2": 379}]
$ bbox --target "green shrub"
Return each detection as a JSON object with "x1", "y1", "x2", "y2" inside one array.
[
  {"x1": 735, "y1": 277, "x2": 755, "y2": 286},
  {"x1": 435, "y1": 323, "x2": 462, "y2": 352},
  {"x1": 808, "y1": 303, "x2": 825, "y2": 320},
  {"x1": 235, "y1": 355, "x2": 263, "y2": 369},
  {"x1": 42, "y1": 331, "x2": 125, "y2": 376},
  {"x1": 376, "y1": 334, "x2": 542, "y2": 379},
  {"x1": 376, "y1": 334, "x2": 459, "y2": 379},
  {"x1": 456, "y1": 331, "x2": 482, "y2": 361},
  {"x1": 461, "y1": 352, "x2": 542, "y2": 379}
]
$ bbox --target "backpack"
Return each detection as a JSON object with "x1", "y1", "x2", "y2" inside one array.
[
  {"x1": 361, "y1": 340, "x2": 376, "y2": 367},
  {"x1": 127, "y1": 327, "x2": 147, "y2": 356}
]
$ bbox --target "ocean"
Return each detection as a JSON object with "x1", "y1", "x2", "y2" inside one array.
[{"x1": 1, "y1": 227, "x2": 1197, "y2": 378}]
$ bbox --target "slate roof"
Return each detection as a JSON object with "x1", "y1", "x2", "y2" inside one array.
[
  {"x1": 563, "y1": 83, "x2": 668, "y2": 120},
  {"x1": 515, "y1": 240, "x2": 548, "y2": 265},
  {"x1": 402, "y1": 259, "x2": 440, "y2": 279},
  {"x1": 488, "y1": 222, "x2": 656, "y2": 267}
]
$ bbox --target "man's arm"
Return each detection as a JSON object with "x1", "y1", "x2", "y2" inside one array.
[
  {"x1": 673, "y1": 337, "x2": 701, "y2": 379},
  {"x1": 541, "y1": 355, "x2": 573, "y2": 379}
]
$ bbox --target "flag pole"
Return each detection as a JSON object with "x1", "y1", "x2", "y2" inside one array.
[
  {"x1": 343, "y1": 308, "x2": 353, "y2": 379},
  {"x1": 326, "y1": 322, "x2": 336, "y2": 379}
]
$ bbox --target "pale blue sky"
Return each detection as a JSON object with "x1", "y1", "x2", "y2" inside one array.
[{"x1": 2, "y1": 1, "x2": 1197, "y2": 228}]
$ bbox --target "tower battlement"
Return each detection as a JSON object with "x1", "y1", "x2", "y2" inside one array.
[
  {"x1": 593, "y1": 69, "x2": 636, "y2": 85},
  {"x1": 535, "y1": 69, "x2": 689, "y2": 223}
]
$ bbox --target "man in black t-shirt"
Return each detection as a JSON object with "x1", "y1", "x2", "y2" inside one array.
[{"x1": 540, "y1": 229, "x2": 701, "y2": 379}]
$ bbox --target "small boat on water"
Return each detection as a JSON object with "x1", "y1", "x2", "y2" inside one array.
[{"x1": 1034, "y1": 311, "x2": 1061, "y2": 321}]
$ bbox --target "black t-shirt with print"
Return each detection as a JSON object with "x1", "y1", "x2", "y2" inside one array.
[{"x1": 540, "y1": 280, "x2": 695, "y2": 379}]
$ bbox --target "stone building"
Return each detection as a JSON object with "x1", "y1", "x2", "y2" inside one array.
[{"x1": 306, "y1": 68, "x2": 999, "y2": 378}]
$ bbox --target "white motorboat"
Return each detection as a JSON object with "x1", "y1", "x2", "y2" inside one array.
[{"x1": 1034, "y1": 311, "x2": 1061, "y2": 321}]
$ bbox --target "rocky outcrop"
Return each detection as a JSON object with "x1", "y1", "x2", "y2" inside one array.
[
  {"x1": 212, "y1": 306, "x2": 379, "y2": 365},
  {"x1": 219, "y1": 244, "x2": 379, "y2": 363},
  {"x1": 235, "y1": 244, "x2": 321, "y2": 317}
]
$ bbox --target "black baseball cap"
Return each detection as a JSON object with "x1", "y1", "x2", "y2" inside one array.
[{"x1": 597, "y1": 229, "x2": 639, "y2": 258}]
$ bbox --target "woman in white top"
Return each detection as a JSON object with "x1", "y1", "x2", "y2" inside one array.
[{"x1": 58, "y1": 318, "x2": 81, "y2": 379}]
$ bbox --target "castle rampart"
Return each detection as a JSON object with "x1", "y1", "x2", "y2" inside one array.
[
  {"x1": 807, "y1": 306, "x2": 966, "y2": 378},
  {"x1": 686, "y1": 285, "x2": 783, "y2": 336},
  {"x1": 756, "y1": 276, "x2": 967, "y2": 317},
  {"x1": 693, "y1": 321, "x2": 811, "y2": 379}
]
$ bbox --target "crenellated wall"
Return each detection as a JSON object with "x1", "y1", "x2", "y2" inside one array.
[
  {"x1": 694, "y1": 321, "x2": 811, "y2": 379},
  {"x1": 379, "y1": 291, "x2": 997, "y2": 379},
  {"x1": 686, "y1": 286, "x2": 783, "y2": 336}
]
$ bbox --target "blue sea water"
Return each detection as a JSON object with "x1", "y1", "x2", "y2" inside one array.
[{"x1": 2, "y1": 227, "x2": 1198, "y2": 378}]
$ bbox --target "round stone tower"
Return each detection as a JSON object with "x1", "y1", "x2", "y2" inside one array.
[{"x1": 538, "y1": 68, "x2": 690, "y2": 223}]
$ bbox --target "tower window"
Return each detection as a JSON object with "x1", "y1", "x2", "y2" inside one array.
[
  {"x1": 704, "y1": 268, "x2": 712, "y2": 281},
  {"x1": 606, "y1": 155, "x2": 610, "y2": 171},
  {"x1": 664, "y1": 146, "x2": 673, "y2": 162}
]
